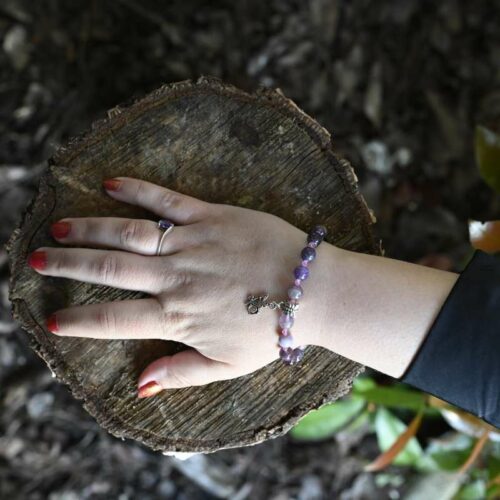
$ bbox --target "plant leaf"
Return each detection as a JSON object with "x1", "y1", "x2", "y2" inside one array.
[
  {"x1": 475, "y1": 125, "x2": 500, "y2": 194},
  {"x1": 289, "y1": 398, "x2": 365, "y2": 441},
  {"x1": 369, "y1": 407, "x2": 424, "y2": 468},
  {"x1": 352, "y1": 376, "x2": 377, "y2": 392},
  {"x1": 456, "y1": 479, "x2": 487, "y2": 500},
  {"x1": 458, "y1": 430, "x2": 491, "y2": 475},
  {"x1": 488, "y1": 455, "x2": 500, "y2": 483},
  {"x1": 404, "y1": 471, "x2": 463, "y2": 500},
  {"x1": 353, "y1": 383, "x2": 427, "y2": 412},
  {"x1": 486, "y1": 484, "x2": 500, "y2": 499},
  {"x1": 424, "y1": 433, "x2": 474, "y2": 471}
]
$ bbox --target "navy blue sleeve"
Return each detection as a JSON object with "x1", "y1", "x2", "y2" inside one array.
[{"x1": 398, "y1": 250, "x2": 500, "y2": 430}]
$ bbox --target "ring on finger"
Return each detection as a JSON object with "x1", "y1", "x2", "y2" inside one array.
[{"x1": 156, "y1": 219, "x2": 175, "y2": 255}]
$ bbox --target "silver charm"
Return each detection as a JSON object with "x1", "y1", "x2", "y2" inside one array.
[{"x1": 245, "y1": 294, "x2": 299, "y2": 316}]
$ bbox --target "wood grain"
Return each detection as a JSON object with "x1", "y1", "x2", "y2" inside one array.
[{"x1": 6, "y1": 76, "x2": 381, "y2": 452}]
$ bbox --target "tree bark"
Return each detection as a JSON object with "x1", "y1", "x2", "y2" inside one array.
[{"x1": 6, "y1": 76, "x2": 381, "y2": 453}]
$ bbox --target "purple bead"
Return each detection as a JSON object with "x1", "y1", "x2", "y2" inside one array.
[
  {"x1": 294, "y1": 278, "x2": 302, "y2": 286},
  {"x1": 289, "y1": 347, "x2": 305, "y2": 365},
  {"x1": 301, "y1": 246, "x2": 316, "y2": 262},
  {"x1": 279, "y1": 313, "x2": 294, "y2": 329},
  {"x1": 281, "y1": 328, "x2": 289, "y2": 336},
  {"x1": 307, "y1": 241, "x2": 318, "y2": 249},
  {"x1": 279, "y1": 347, "x2": 293, "y2": 363},
  {"x1": 312, "y1": 225, "x2": 327, "y2": 237},
  {"x1": 158, "y1": 219, "x2": 174, "y2": 230},
  {"x1": 294, "y1": 265, "x2": 309, "y2": 280},
  {"x1": 279, "y1": 335, "x2": 294, "y2": 349},
  {"x1": 287, "y1": 285, "x2": 303, "y2": 300},
  {"x1": 307, "y1": 233, "x2": 323, "y2": 245}
]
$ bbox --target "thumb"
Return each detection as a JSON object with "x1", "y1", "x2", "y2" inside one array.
[{"x1": 137, "y1": 349, "x2": 233, "y2": 398}]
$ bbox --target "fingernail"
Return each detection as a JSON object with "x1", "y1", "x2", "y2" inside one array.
[
  {"x1": 50, "y1": 221, "x2": 71, "y2": 239},
  {"x1": 46, "y1": 313, "x2": 59, "y2": 333},
  {"x1": 27, "y1": 250, "x2": 47, "y2": 270},
  {"x1": 103, "y1": 178, "x2": 122, "y2": 192},
  {"x1": 138, "y1": 380, "x2": 163, "y2": 398}
]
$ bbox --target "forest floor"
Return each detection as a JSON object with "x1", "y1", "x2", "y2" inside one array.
[{"x1": 1, "y1": 1, "x2": 499, "y2": 498}]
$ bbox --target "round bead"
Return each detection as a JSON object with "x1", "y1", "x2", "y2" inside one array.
[
  {"x1": 281, "y1": 328, "x2": 289, "y2": 336},
  {"x1": 287, "y1": 285, "x2": 303, "y2": 300},
  {"x1": 301, "y1": 246, "x2": 316, "y2": 262},
  {"x1": 279, "y1": 313, "x2": 294, "y2": 329},
  {"x1": 307, "y1": 241, "x2": 318, "y2": 249},
  {"x1": 279, "y1": 335, "x2": 294, "y2": 349},
  {"x1": 307, "y1": 233, "x2": 323, "y2": 245},
  {"x1": 279, "y1": 347, "x2": 293, "y2": 363},
  {"x1": 301, "y1": 260, "x2": 309, "y2": 267},
  {"x1": 312, "y1": 225, "x2": 327, "y2": 237},
  {"x1": 294, "y1": 278, "x2": 302, "y2": 286},
  {"x1": 294, "y1": 265, "x2": 309, "y2": 280},
  {"x1": 289, "y1": 347, "x2": 305, "y2": 365}
]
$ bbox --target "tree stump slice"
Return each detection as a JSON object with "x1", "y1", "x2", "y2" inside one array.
[{"x1": 7, "y1": 76, "x2": 381, "y2": 453}]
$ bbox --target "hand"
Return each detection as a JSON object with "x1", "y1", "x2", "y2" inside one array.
[{"x1": 27, "y1": 177, "x2": 335, "y2": 397}]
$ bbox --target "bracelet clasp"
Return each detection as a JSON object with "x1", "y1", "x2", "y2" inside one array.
[{"x1": 245, "y1": 294, "x2": 299, "y2": 316}]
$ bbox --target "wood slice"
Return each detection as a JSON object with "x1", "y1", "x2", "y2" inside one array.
[{"x1": 6, "y1": 76, "x2": 381, "y2": 453}]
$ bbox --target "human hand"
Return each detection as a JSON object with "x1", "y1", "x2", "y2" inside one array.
[{"x1": 27, "y1": 177, "x2": 335, "y2": 397}]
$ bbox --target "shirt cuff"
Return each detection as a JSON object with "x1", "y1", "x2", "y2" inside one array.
[{"x1": 399, "y1": 250, "x2": 500, "y2": 430}]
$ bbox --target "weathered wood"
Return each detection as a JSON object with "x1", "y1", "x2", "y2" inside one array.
[{"x1": 6, "y1": 76, "x2": 381, "y2": 453}]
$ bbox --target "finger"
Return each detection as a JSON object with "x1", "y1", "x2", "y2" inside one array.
[
  {"x1": 46, "y1": 298, "x2": 167, "y2": 339},
  {"x1": 28, "y1": 246, "x2": 172, "y2": 294},
  {"x1": 103, "y1": 177, "x2": 213, "y2": 224},
  {"x1": 137, "y1": 350, "x2": 234, "y2": 396},
  {"x1": 50, "y1": 217, "x2": 202, "y2": 256}
]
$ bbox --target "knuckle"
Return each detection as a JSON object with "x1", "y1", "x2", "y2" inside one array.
[
  {"x1": 51, "y1": 250, "x2": 67, "y2": 273},
  {"x1": 169, "y1": 369, "x2": 192, "y2": 388},
  {"x1": 173, "y1": 269, "x2": 192, "y2": 288},
  {"x1": 94, "y1": 254, "x2": 119, "y2": 282},
  {"x1": 96, "y1": 308, "x2": 117, "y2": 336},
  {"x1": 134, "y1": 179, "x2": 147, "y2": 201},
  {"x1": 161, "y1": 309, "x2": 186, "y2": 328},
  {"x1": 159, "y1": 308, "x2": 191, "y2": 342},
  {"x1": 159, "y1": 190, "x2": 180, "y2": 211},
  {"x1": 157, "y1": 265, "x2": 192, "y2": 291},
  {"x1": 120, "y1": 220, "x2": 143, "y2": 248}
]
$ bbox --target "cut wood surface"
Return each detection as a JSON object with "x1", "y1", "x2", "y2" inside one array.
[{"x1": 6, "y1": 76, "x2": 381, "y2": 452}]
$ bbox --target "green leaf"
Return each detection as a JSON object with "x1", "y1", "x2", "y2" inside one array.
[
  {"x1": 290, "y1": 398, "x2": 365, "y2": 441},
  {"x1": 425, "y1": 433, "x2": 474, "y2": 471},
  {"x1": 353, "y1": 383, "x2": 427, "y2": 411},
  {"x1": 455, "y1": 480, "x2": 486, "y2": 500},
  {"x1": 404, "y1": 471, "x2": 462, "y2": 500},
  {"x1": 475, "y1": 125, "x2": 500, "y2": 194},
  {"x1": 352, "y1": 375, "x2": 377, "y2": 392},
  {"x1": 344, "y1": 408, "x2": 370, "y2": 432},
  {"x1": 486, "y1": 484, "x2": 500, "y2": 499},
  {"x1": 488, "y1": 454, "x2": 500, "y2": 480},
  {"x1": 374, "y1": 407, "x2": 424, "y2": 466}
]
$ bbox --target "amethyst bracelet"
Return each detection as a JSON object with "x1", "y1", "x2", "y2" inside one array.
[{"x1": 245, "y1": 224, "x2": 328, "y2": 365}]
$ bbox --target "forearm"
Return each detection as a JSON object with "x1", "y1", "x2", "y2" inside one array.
[{"x1": 313, "y1": 243, "x2": 459, "y2": 379}]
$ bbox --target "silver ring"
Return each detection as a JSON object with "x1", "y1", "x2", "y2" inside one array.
[{"x1": 156, "y1": 219, "x2": 174, "y2": 255}]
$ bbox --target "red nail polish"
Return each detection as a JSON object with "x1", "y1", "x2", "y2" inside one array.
[
  {"x1": 103, "y1": 178, "x2": 122, "y2": 192},
  {"x1": 46, "y1": 313, "x2": 59, "y2": 333},
  {"x1": 50, "y1": 221, "x2": 71, "y2": 239},
  {"x1": 27, "y1": 251, "x2": 47, "y2": 270},
  {"x1": 138, "y1": 381, "x2": 163, "y2": 398}
]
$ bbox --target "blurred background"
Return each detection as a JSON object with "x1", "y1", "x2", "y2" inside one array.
[{"x1": 1, "y1": 1, "x2": 499, "y2": 499}]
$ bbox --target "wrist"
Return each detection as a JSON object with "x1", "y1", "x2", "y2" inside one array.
[
  {"x1": 291, "y1": 240, "x2": 341, "y2": 349},
  {"x1": 305, "y1": 245, "x2": 459, "y2": 379}
]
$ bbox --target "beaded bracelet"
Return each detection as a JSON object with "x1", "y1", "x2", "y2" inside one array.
[{"x1": 245, "y1": 224, "x2": 328, "y2": 365}]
